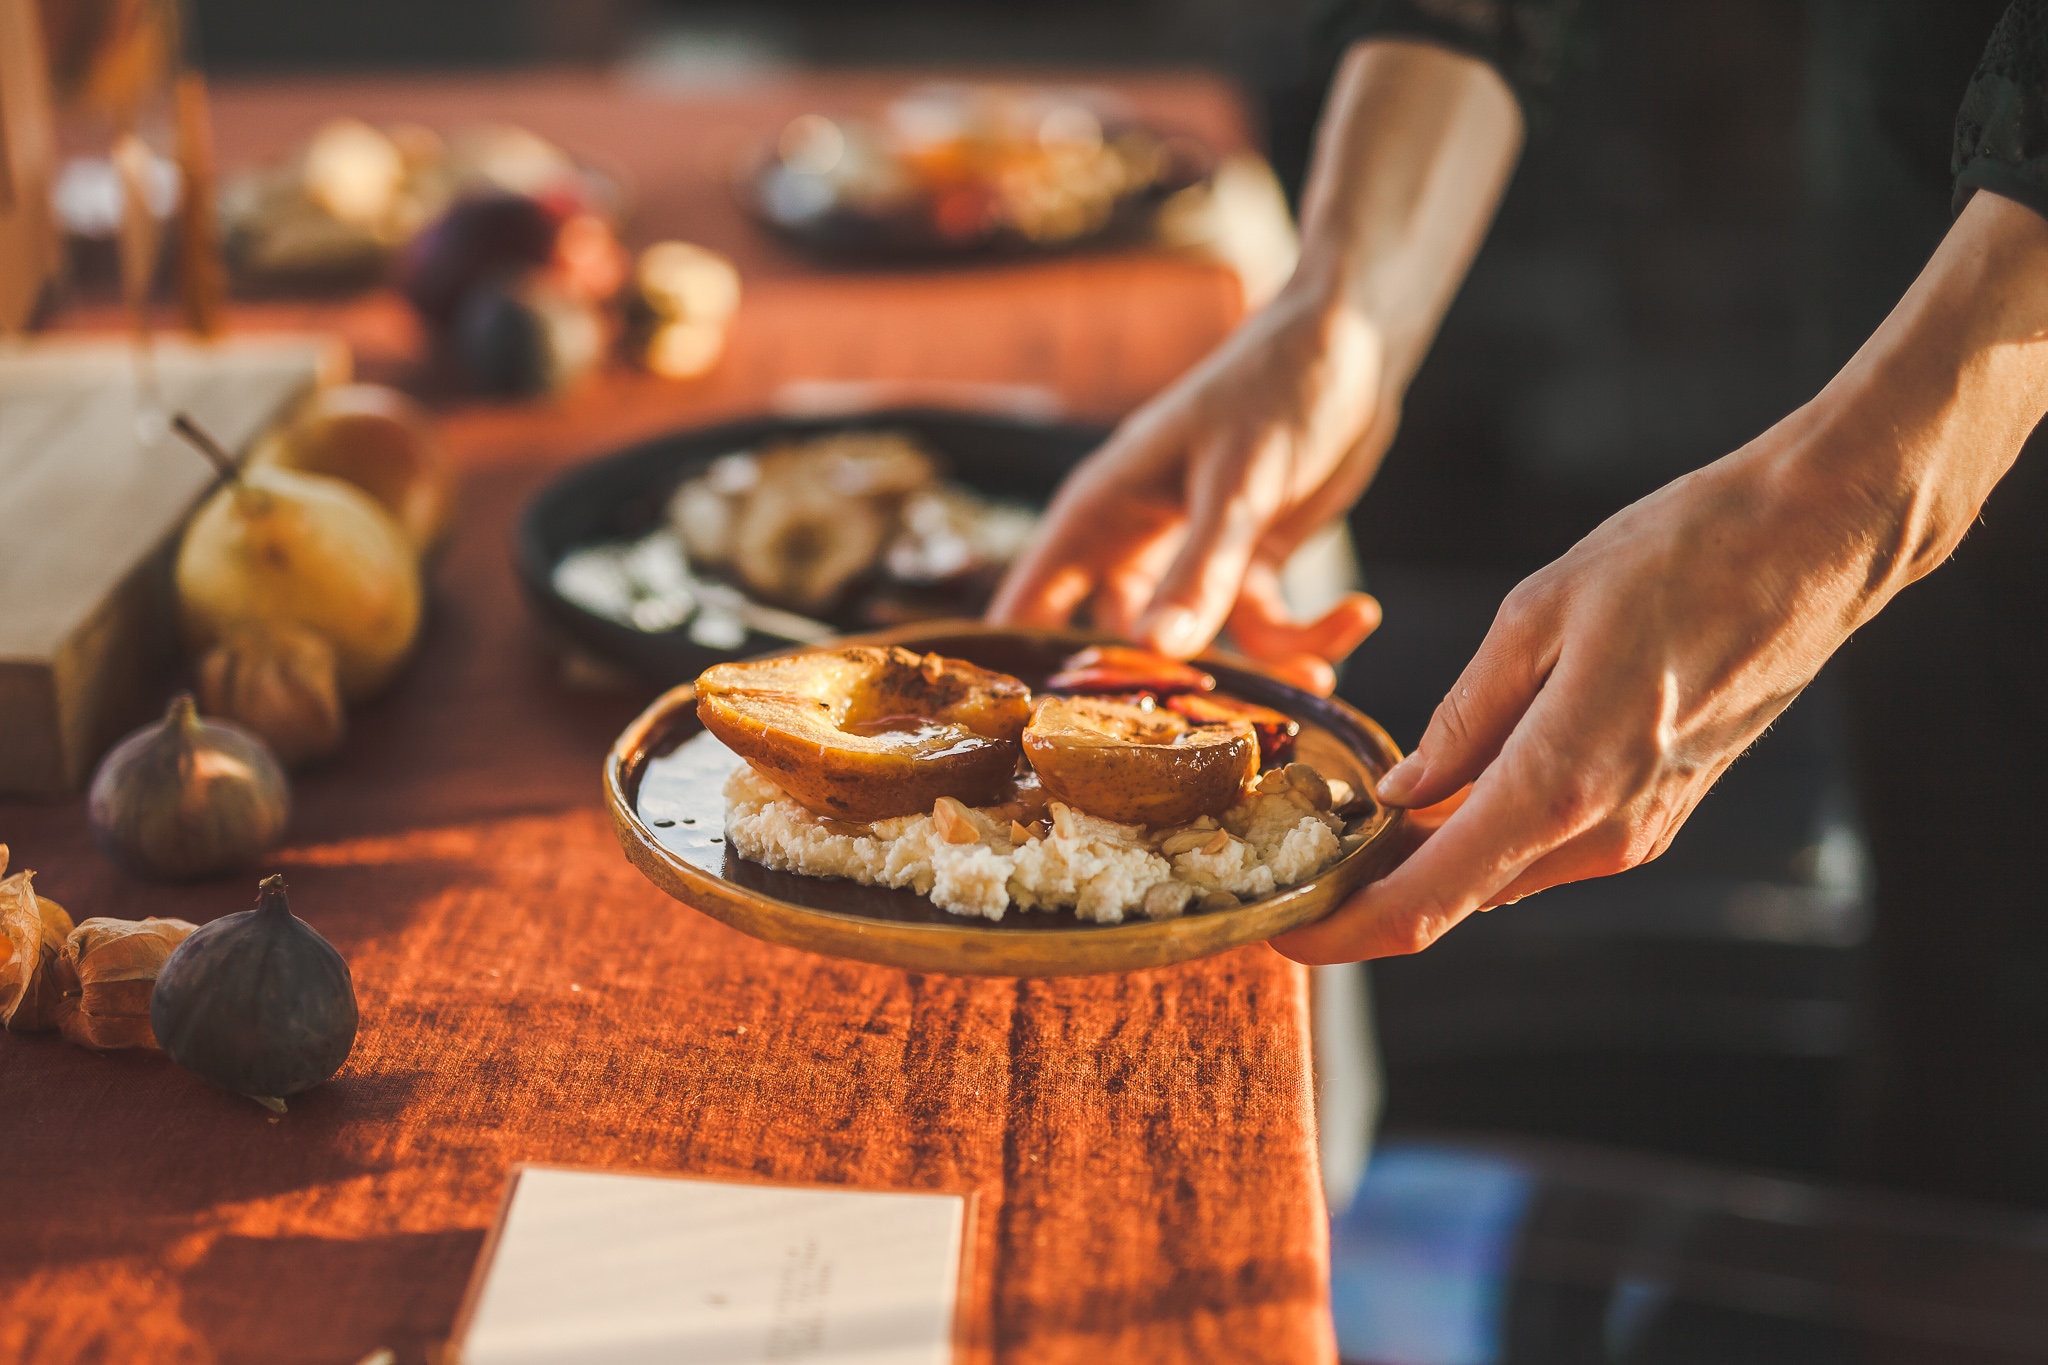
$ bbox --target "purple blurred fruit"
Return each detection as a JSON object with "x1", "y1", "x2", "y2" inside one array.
[{"x1": 399, "y1": 191, "x2": 560, "y2": 325}]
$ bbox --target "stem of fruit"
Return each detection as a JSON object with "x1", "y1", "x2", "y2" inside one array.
[{"x1": 170, "y1": 412, "x2": 242, "y2": 484}]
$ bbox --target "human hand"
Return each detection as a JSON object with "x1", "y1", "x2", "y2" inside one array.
[
  {"x1": 1274, "y1": 188, "x2": 2048, "y2": 962},
  {"x1": 1273, "y1": 440, "x2": 1893, "y2": 961},
  {"x1": 988, "y1": 284, "x2": 1388, "y2": 696}
]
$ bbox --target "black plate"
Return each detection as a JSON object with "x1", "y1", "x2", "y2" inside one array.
[
  {"x1": 513, "y1": 408, "x2": 1106, "y2": 686},
  {"x1": 741, "y1": 126, "x2": 1212, "y2": 266}
]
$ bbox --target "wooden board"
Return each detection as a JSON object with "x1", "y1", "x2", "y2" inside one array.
[{"x1": 0, "y1": 334, "x2": 349, "y2": 796}]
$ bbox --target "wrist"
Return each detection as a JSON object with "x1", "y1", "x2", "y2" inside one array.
[{"x1": 1769, "y1": 192, "x2": 2048, "y2": 601}]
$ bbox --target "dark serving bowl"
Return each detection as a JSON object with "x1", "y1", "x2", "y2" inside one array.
[{"x1": 514, "y1": 407, "x2": 1107, "y2": 685}]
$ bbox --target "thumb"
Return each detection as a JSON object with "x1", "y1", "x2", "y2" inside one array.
[{"x1": 1377, "y1": 591, "x2": 1553, "y2": 808}]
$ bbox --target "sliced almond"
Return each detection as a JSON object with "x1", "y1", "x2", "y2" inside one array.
[
  {"x1": 1158, "y1": 829, "x2": 1212, "y2": 856},
  {"x1": 1201, "y1": 829, "x2": 1233, "y2": 856},
  {"x1": 932, "y1": 796, "x2": 981, "y2": 845},
  {"x1": 1284, "y1": 763, "x2": 1332, "y2": 810},
  {"x1": 1009, "y1": 820, "x2": 1033, "y2": 845},
  {"x1": 1197, "y1": 890, "x2": 1241, "y2": 912}
]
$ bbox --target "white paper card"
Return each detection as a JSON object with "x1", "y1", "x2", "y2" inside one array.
[{"x1": 459, "y1": 1167, "x2": 965, "y2": 1365}]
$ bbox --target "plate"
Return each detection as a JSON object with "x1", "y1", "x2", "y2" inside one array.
[
  {"x1": 515, "y1": 408, "x2": 1103, "y2": 686},
  {"x1": 605, "y1": 623, "x2": 1411, "y2": 977},
  {"x1": 741, "y1": 107, "x2": 1212, "y2": 265}
]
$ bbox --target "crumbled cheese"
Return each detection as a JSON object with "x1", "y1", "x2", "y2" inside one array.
[{"x1": 722, "y1": 762, "x2": 1346, "y2": 924}]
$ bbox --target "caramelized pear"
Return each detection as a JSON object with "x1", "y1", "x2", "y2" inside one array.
[
  {"x1": 1023, "y1": 695, "x2": 1256, "y2": 827},
  {"x1": 697, "y1": 647, "x2": 1031, "y2": 821}
]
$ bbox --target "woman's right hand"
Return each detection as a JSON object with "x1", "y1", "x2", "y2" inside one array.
[{"x1": 986, "y1": 280, "x2": 1391, "y2": 694}]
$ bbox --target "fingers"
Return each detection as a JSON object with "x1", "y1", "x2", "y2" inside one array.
[
  {"x1": 1134, "y1": 444, "x2": 1271, "y2": 657},
  {"x1": 1273, "y1": 714, "x2": 1581, "y2": 964},
  {"x1": 1374, "y1": 586, "x2": 1554, "y2": 809},
  {"x1": 1227, "y1": 563, "x2": 1383, "y2": 666},
  {"x1": 987, "y1": 414, "x2": 1185, "y2": 628}
]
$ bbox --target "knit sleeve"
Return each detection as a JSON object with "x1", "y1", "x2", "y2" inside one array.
[
  {"x1": 1317, "y1": 0, "x2": 1586, "y2": 120},
  {"x1": 1954, "y1": 0, "x2": 2048, "y2": 219}
]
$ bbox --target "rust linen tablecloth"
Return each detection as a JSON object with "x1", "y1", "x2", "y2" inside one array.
[{"x1": 0, "y1": 71, "x2": 1336, "y2": 1365}]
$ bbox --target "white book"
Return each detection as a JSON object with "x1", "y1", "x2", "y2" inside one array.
[{"x1": 453, "y1": 1166, "x2": 969, "y2": 1365}]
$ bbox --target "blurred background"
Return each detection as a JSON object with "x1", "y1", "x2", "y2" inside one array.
[{"x1": 14, "y1": 0, "x2": 2048, "y2": 1361}]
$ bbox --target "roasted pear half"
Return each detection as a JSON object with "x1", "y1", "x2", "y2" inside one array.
[
  {"x1": 696, "y1": 647, "x2": 1032, "y2": 821},
  {"x1": 1023, "y1": 695, "x2": 1258, "y2": 828}
]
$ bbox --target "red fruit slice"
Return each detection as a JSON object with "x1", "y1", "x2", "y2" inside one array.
[
  {"x1": 1166, "y1": 692, "x2": 1300, "y2": 766},
  {"x1": 1044, "y1": 645, "x2": 1216, "y2": 697}
]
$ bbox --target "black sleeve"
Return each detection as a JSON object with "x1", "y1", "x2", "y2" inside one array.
[
  {"x1": 1317, "y1": 0, "x2": 1587, "y2": 120},
  {"x1": 1953, "y1": 0, "x2": 2048, "y2": 218}
]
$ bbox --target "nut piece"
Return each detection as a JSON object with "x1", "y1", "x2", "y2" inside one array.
[
  {"x1": 1284, "y1": 763, "x2": 1333, "y2": 811},
  {"x1": 1201, "y1": 829, "x2": 1234, "y2": 856},
  {"x1": 1009, "y1": 820, "x2": 1034, "y2": 845},
  {"x1": 932, "y1": 796, "x2": 981, "y2": 845},
  {"x1": 61, "y1": 917, "x2": 199, "y2": 1050},
  {"x1": 1197, "y1": 890, "x2": 1243, "y2": 912}
]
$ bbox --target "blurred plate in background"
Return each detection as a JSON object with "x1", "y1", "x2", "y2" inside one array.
[{"x1": 515, "y1": 407, "x2": 1104, "y2": 685}]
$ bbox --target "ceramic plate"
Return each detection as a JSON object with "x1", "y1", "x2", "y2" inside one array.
[{"x1": 605, "y1": 623, "x2": 1411, "y2": 977}]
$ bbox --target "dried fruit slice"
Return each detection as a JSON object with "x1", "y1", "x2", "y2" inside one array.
[
  {"x1": 697, "y1": 646, "x2": 1032, "y2": 821},
  {"x1": 1022, "y1": 695, "x2": 1256, "y2": 827},
  {"x1": 1166, "y1": 692, "x2": 1301, "y2": 766},
  {"x1": 1043, "y1": 644, "x2": 1216, "y2": 697}
]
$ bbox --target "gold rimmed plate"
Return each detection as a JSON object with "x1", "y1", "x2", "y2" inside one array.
[{"x1": 604, "y1": 623, "x2": 1410, "y2": 977}]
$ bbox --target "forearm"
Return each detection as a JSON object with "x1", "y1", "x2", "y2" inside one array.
[
  {"x1": 1770, "y1": 191, "x2": 2048, "y2": 620},
  {"x1": 1290, "y1": 38, "x2": 1526, "y2": 396}
]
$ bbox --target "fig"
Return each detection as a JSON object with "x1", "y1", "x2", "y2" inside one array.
[
  {"x1": 60, "y1": 916, "x2": 198, "y2": 1050},
  {"x1": 151, "y1": 875, "x2": 358, "y2": 1102},
  {"x1": 0, "y1": 849, "x2": 78, "y2": 1032},
  {"x1": 450, "y1": 271, "x2": 604, "y2": 397},
  {"x1": 1023, "y1": 694, "x2": 1257, "y2": 827},
  {"x1": 175, "y1": 459, "x2": 421, "y2": 703},
  {"x1": 697, "y1": 647, "x2": 1032, "y2": 821},
  {"x1": 196, "y1": 625, "x2": 347, "y2": 769},
  {"x1": 88, "y1": 694, "x2": 291, "y2": 881},
  {"x1": 398, "y1": 191, "x2": 560, "y2": 325},
  {"x1": 264, "y1": 384, "x2": 454, "y2": 555}
]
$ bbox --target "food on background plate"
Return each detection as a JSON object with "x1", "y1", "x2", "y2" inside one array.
[
  {"x1": 551, "y1": 429, "x2": 1038, "y2": 645},
  {"x1": 88, "y1": 694, "x2": 291, "y2": 882},
  {"x1": 707, "y1": 644, "x2": 1364, "y2": 924},
  {"x1": 697, "y1": 647, "x2": 1032, "y2": 822},
  {"x1": 220, "y1": 119, "x2": 611, "y2": 291},
  {"x1": 754, "y1": 86, "x2": 1207, "y2": 254}
]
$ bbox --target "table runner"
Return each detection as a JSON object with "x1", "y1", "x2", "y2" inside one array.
[{"x1": 0, "y1": 69, "x2": 1336, "y2": 1364}]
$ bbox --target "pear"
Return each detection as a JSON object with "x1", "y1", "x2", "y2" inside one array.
[
  {"x1": 261, "y1": 384, "x2": 454, "y2": 556},
  {"x1": 176, "y1": 464, "x2": 421, "y2": 703}
]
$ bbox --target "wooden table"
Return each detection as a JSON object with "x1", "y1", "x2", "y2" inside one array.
[{"x1": 0, "y1": 70, "x2": 1336, "y2": 1365}]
